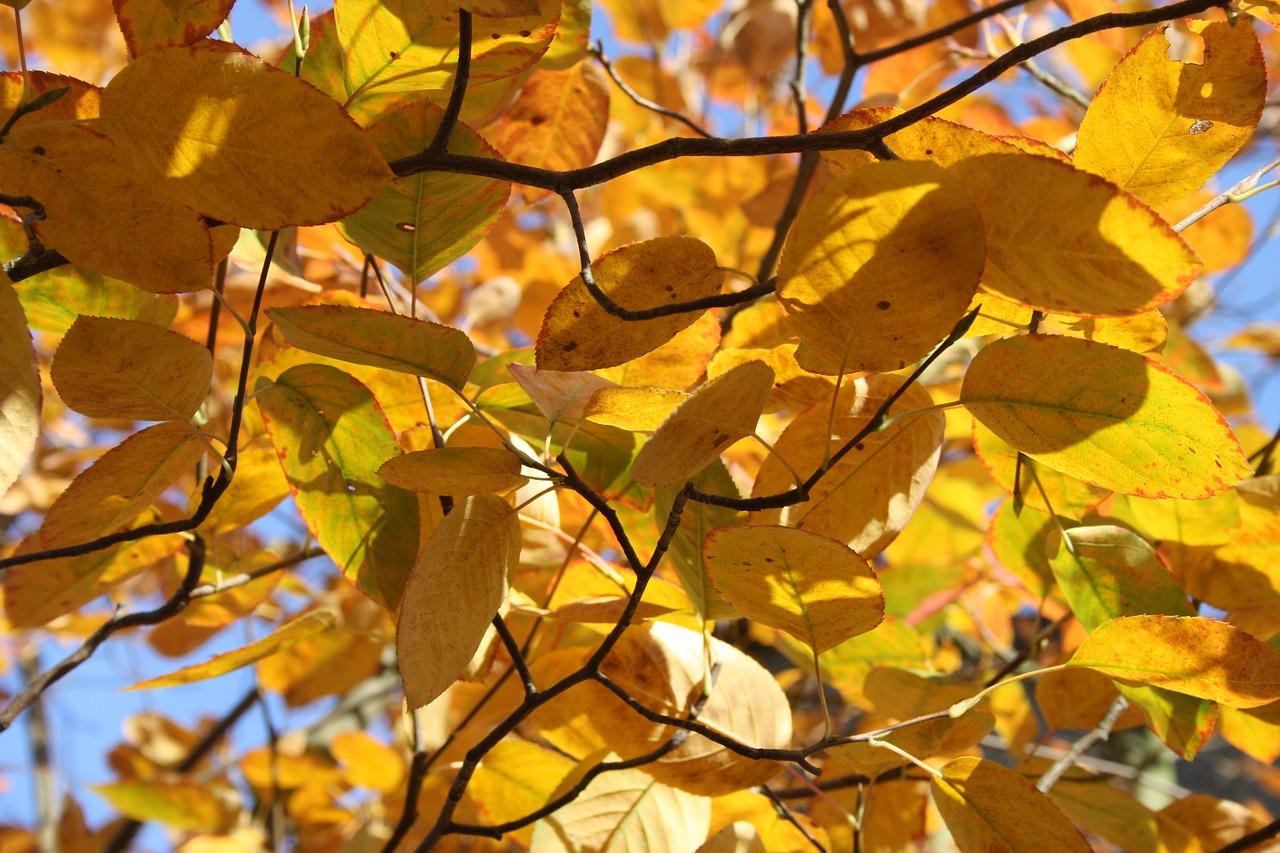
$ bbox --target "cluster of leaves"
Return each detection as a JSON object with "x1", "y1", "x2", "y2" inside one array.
[{"x1": 3, "y1": 0, "x2": 1280, "y2": 849}]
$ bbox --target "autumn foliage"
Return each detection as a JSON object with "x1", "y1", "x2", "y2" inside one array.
[{"x1": 4, "y1": 0, "x2": 1280, "y2": 849}]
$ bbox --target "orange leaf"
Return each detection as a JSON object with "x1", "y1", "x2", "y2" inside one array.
[
  {"x1": 0, "y1": 276, "x2": 39, "y2": 497},
  {"x1": 378, "y1": 447, "x2": 528, "y2": 496},
  {"x1": 112, "y1": 0, "x2": 233, "y2": 55}
]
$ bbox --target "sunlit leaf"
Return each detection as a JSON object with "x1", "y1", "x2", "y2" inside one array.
[
  {"x1": 0, "y1": 124, "x2": 213, "y2": 292},
  {"x1": 335, "y1": 0, "x2": 559, "y2": 100},
  {"x1": 1074, "y1": 20, "x2": 1265, "y2": 208},
  {"x1": 378, "y1": 447, "x2": 528, "y2": 495},
  {"x1": 331, "y1": 731, "x2": 406, "y2": 794},
  {"x1": 818, "y1": 106, "x2": 1023, "y2": 174},
  {"x1": 338, "y1": 101, "x2": 511, "y2": 283},
  {"x1": 750, "y1": 377, "x2": 944, "y2": 558},
  {"x1": 258, "y1": 363, "x2": 420, "y2": 610},
  {"x1": 948, "y1": 153, "x2": 1200, "y2": 316},
  {"x1": 126, "y1": 609, "x2": 337, "y2": 690},
  {"x1": 825, "y1": 713, "x2": 995, "y2": 779},
  {"x1": 112, "y1": 0, "x2": 233, "y2": 55},
  {"x1": 51, "y1": 316, "x2": 211, "y2": 421},
  {"x1": 508, "y1": 362, "x2": 615, "y2": 422},
  {"x1": 267, "y1": 304, "x2": 476, "y2": 390},
  {"x1": 0, "y1": 276, "x2": 39, "y2": 498},
  {"x1": 973, "y1": 420, "x2": 1107, "y2": 518},
  {"x1": 584, "y1": 386, "x2": 688, "y2": 432},
  {"x1": 1035, "y1": 668, "x2": 1145, "y2": 732},
  {"x1": 537, "y1": 236, "x2": 726, "y2": 372},
  {"x1": 961, "y1": 334, "x2": 1251, "y2": 499},
  {"x1": 778, "y1": 160, "x2": 985, "y2": 374},
  {"x1": 39, "y1": 421, "x2": 205, "y2": 549},
  {"x1": 1049, "y1": 778, "x2": 1203, "y2": 853},
  {"x1": 932, "y1": 756, "x2": 1091, "y2": 852},
  {"x1": 655, "y1": 461, "x2": 741, "y2": 619},
  {"x1": 703, "y1": 525, "x2": 883, "y2": 652},
  {"x1": 92, "y1": 780, "x2": 238, "y2": 833},
  {"x1": 630, "y1": 360, "x2": 773, "y2": 487},
  {"x1": 471, "y1": 740, "x2": 577, "y2": 844},
  {"x1": 100, "y1": 41, "x2": 392, "y2": 230},
  {"x1": 1067, "y1": 615, "x2": 1280, "y2": 708},
  {"x1": 397, "y1": 493, "x2": 520, "y2": 709}
]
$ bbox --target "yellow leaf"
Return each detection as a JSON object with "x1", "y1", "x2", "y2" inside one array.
[
  {"x1": 655, "y1": 462, "x2": 742, "y2": 620},
  {"x1": 697, "y1": 822, "x2": 765, "y2": 853},
  {"x1": 536, "y1": 236, "x2": 726, "y2": 372},
  {"x1": 1113, "y1": 490, "x2": 1240, "y2": 546},
  {"x1": 338, "y1": 101, "x2": 511, "y2": 283},
  {"x1": 825, "y1": 712, "x2": 994, "y2": 779},
  {"x1": 397, "y1": 493, "x2": 520, "y2": 708},
  {"x1": 949, "y1": 153, "x2": 1200, "y2": 316},
  {"x1": 508, "y1": 362, "x2": 616, "y2": 422},
  {"x1": 961, "y1": 334, "x2": 1251, "y2": 499},
  {"x1": 257, "y1": 363, "x2": 420, "y2": 610},
  {"x1": 266, "y1": 304, "x2": 475, "y2": 390},
  {"x1": 528, "y1": 764, "x2": 711, "y2": 852},
  {"x1": 1074, "y1": 20, "x2": 1265, "y2": 209},
  {"x1": 985, "y1": 500, "x2": 1056, "y2": 598},
  {"x1": 1162, "y1": 795, "x2": 1277, "y2": 853},
  {"x1": 114, "y1": 0, "x2": 233, "y2": 55},
  {"x1": 703, "y1": 525, "x2": 883, "y2": 652},
  {"x1": 492, "y1": 60, "x2": 610, "y2": 202},
  {"x1": 931, "y1": 756, "x2": 1092, "y2": 853},
  {"x1": 630, "y1": 360, "x2": 773, "y2": 487},
  {"x1": 471, "y1": 740, "x2": 576, "y2": 844},
  {"x1": 1049, "y1": 779, "x2": 1205, "y2": 853},
  {"x1": 0, "y1": 124, "x2": 213, "y2": 292},
  {"x1": 1163, "y1": 190, "x2": 1253, "y2": 273},
  {"x1": 1067, "y1": 615, "x2": 1280, "y2": 709},
  {"x1": 331, "y1": 731, "x2": 406, "y2": 793},
  {"x1": 39, "y1": 421, "x2": 205, "y2": 549},
  {"x1": 597, "y1": 309, "x2": 723, "y2": 391},
  {"x1": 457, "y1": 0, "x2": 542, "y2": 14},
  {"x1": 378, "y1": 447, "x2": 528, "y2": 495},
  {"x1": 1042, "y1": 311, "x2": 1170, "y2": 354},
  {"x1": 241, "y1": 749, "x2": 341, "y2": 790},
  {"x1": 0, "y1": 69, "x2": 99, "y2": 129},
  {"x1": 972, "y1": 420, "x2": 1108, "y2": 518},
  {"x1": 126, "y1": 609, "x2": 337, "y2": 690},
  {"x1": 583, "y1": 386, "x2": 688, "y2": 432},
  {"x1": 818, "y1": 105, "x2": 1022, "y2": 174},
  {"x1": 778, "y1": 159, "x2": 985, "y2": 374},
  {"x1": 707, "y1": 344, "x2": 837, "y2": 413},
  {"x1": 99, "y1": 41, "x2": 392, "y2": 230},
  {"x1": 51, "y1": 316, "x2": 211, "y2": 421},
  {"x1": 92, "y1": 780, "x2": 238, "y2": 833},
  {"x1": 335, "y1": 0, "x2": 560, "y2": 99},
  {"x1": 1036, "y1": 668, "x2": 1144, "y2": 732},
  {"x1": 0, "y1": 276, "x2": 39, "y2": 498}
]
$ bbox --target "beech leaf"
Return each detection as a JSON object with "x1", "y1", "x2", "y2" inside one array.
[
  {"x1": 961, "y1": 334, "x2": 1251, "y2": 499},
  {"x1": 267, "y1": 304, "x2": 476, "y2": 390},
  {"x1": 630, "y1": 360, "x2": 774, "y2": 487},
  {"x1": 0, "y1": 277, "x2": 40, "y2": 498},
  {"x1": 52, "y1": 316, "x2": 212, "y2": 421},
  {"x1": 378, "y1": 447, "x2": 528, "y2": 495},
  {"x1": 397, "y1": 493, "x2": 521, "y2": 709},
  {"x1": 703, "y1": 525, "x2": 883, "y2": 652},
  {"x1": 100, "y1": 41, "x2": 393, "y2": 230},
  {"x1": 112, "y1": 0, "x2": 234, "y2": 55}
]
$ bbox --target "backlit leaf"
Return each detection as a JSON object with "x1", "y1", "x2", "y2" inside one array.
[
  {"x1": 100, "y1": 41, "x2": 392, "y2": 230},
  {"x1": 703, "y1": 525, "x2": 883, "y2": 652},
  {"x1": 52, "y1": 316, "x2": 211, "y2": 421},
  {"x1": 471, "y1": 740, "x2": 576, "y2": 844},
  {"x1": 397, "y1": 493, "x2": 520, "y2": 709},
  {"x1": 961, "y1": 334, "x2": 1251, "y2": 499},
  {"x1": 948, "y1": 153, "x2": 1200, "y2": 316},
  {"x1": 528, "y1": 764, "x2": 711, "y2": 853},
  {"x1": 258, "y1": 364, "x2": 420, "y2": 610},
  {"x1": 0, "y1": 124, "x2": 213, "y2": 292},
  {"x1": 0, "y1": 276, "x2": 39, "y2": 498},
  {"x1": 818, "y1": 106, "x2": 1022, "y2": 174},
  {"x1": 0, "y1": 70, "x2": 99, "y2": 129},
  {"x1": 630, "y1": 360, "x2": 773, "y2": 487},
  {"x1": 1074, "y1": 20, "x2": 1265, "y2": 208},
  {"x1": 1049, "y1": 779, "x2": 1203, "y2": 853},
  {"x1": 267, "y1": 304, "x2": 475, "y2": 390},
  {"x1": 335, "y1": 0, "x2": 559, "y2": 100},
  {"x1": 931, "y1": 756, "x2": 1091, "y2": 852},
  {"x1": 112, "y1": 0, "x2": 233, "y2": 55},
  {"x1": 492, "y1": 60, "x2": 610, "y2": 201},
  {"x1": 126, "y1": 609, "x2": 337, "y2": 690},
  {"x1": 655, "y1": 461, "x2": 741, "y2": 619},
  {"x1": 508, "y1": 362, "x2": 616, "y2": 422},
  {"x1": 338, "y1": 101, "x2": 511, "y2": 283},
  {"x1": 92, "y1": 781, "x2": 238, "y2": 833},
  {"x1": 39, "y1": 421, "x2": 205, "y2": 549},
  {"x1": 778, "y1": 160, "x2": 985, "y2": 374},
  {"x1": 825, "y1": 713, "x2": 995, "y2": 779},
  {"x1": 750, "y1": 377, "x2": 944, "y2": 558},
  {"x1": 378, "y1": 447, "x2": 528, "y2": 495},
  {"x1": 972, "y1": 420, "x2": 1107, "y2": 518},
  {"x1": 1067, "y1": 615, "x2": 1280, "y2": 708},
  {"x1": 584, "y1": 386, "x2": 688, "y2": 432},
  {"x1": 536, "y1": 236, "x2": 726, "y2": 372}
]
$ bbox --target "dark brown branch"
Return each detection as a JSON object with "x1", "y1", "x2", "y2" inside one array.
[
  {"x1": 390, "y1": 0, "x2": 1224, "y2": 191},
  {"x1": 1211, "y1": 819, "x2": 1280, "y2": 853},
  {"x1": 762, "y1": 785, "x2": 829, "y2": 853},
  {"x1": 493, "y1": 614, "x2": 536, "y2": 697},
  {"x1": 591, "y1": 41, "x2": 714, "y2": 139},
  {"x1": 426, "y1": 9, "x2": 472, "y2": 157},
  {"x1": 0, "y1": 537, "x2": 208, "y2": 733}
]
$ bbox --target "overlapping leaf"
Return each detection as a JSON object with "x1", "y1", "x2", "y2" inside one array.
[
  {"x1": 397, "y1": 493, "x2": 520, "y2": 709},
  {"x1": 112, "y1": 0, "x2": 234, "y2": 55},
  {"x1": 703, "y1": 525, "x2": 883, "y2": 652},
  {"x1": 949, "y1": 153, "x2": 1200, "y2": 316},
  {"x1": 267, "y1": 304, "x2": 476, "y2": 390},
  {"x1": 257, "y1": 364, "x2": 420, "y2": 611},
  {"x1": 961, "y1": 334, "x2": 1251, "y2": 499},
  {"x1": 378, "y1": 447, "x2": 528, "y2": 496},
  {"x1": 630, "y1": 360, "x2": 773, "y2": 487},
  {"x1": 778, "y1": 160, "x2": 985, "y2": 374},
  {"x1": 1075, "y1": 20, "x2": 1265, "y2": 208},
  {"x1": 338, "y1": 101, "x2": 511, "y2": 283},
  {"x1": 100, "y1": 41, "x2": 392, "y2": 230},
  {"x1": 52, "y1": 316, "x2": 211, "y2": 421},
  {"x1": 537, "y1": 237, "x2": 726, "y2": 372},
  {"x1": 0, "y1": 277, "x2": 39, "y2": 498}
]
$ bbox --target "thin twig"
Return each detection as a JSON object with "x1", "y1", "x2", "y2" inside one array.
[
  {"x1": 1036, "y1": 696, "x2": 1130, "y2": 793},
  {"x1": 762, "y1": 785, "x2": 829, "y2": 853},
  {"x1": 591, "y1": 41, "x2": 714, "y2": 138},
  {"x1": 1174, "y1": 155, "x2": 1280, "y2": 233},
  {"x1": 493, "y1": 614, "x2": 536, "y2": 697},
  {"x1": 1211, "y1": 818, "x2": 1280, "y2": 853}
]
